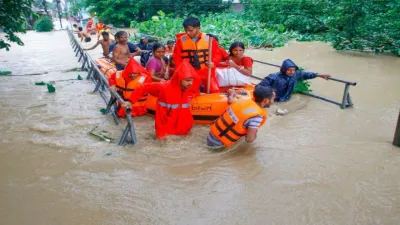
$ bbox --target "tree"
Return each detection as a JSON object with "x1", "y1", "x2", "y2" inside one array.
[{"x1": 0, "y1": 0, "x2": 34, "y2": 51}]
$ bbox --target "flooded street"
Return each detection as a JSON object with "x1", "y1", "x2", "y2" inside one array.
[{"x1": 0, "y1": 23, "x2": 399, "y2": 225}]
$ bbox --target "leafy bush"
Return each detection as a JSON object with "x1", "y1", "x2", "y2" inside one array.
[
  {"x1": 0, "y1": 0, "x2": 34, "y2": 50},
  {"x1": 244, "y1": 0, "x2": 400, "y2": 56},
  {"x1": 130, "y1": 11, "x2": 298, "y2": 49},
  {"x1": 34, "y1": 16, "x2": 54, "y2": 32}
]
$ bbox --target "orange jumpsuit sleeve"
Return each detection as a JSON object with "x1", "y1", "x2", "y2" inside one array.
[
  {"x1": 129, "y1": 82, "x2": 164, "y2": 103},
  {"x1": 108, "y1": 72, "x2": 117, "y2": 86}
]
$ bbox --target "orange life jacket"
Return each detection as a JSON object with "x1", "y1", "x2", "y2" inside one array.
[
  {"x1": 115, "y1": 71, "x2": 148, "y2": 104},
  {"x1": 209, "y1": 98, "x2": 267, "y2": 147},
  {"x1": 180, "y1": 33, "x2": 209, "y2": 70}
]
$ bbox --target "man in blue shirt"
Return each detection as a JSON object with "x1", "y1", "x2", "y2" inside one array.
[{"x1": 257, "y1": 59, "x2": 330, "y2": 102}]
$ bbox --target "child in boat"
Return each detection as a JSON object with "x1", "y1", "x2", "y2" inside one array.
[
  {"x1": 83, "y1": 32, "x2": 115, "y2": 57},
  {"x1": 111, "y1": 31, "x2": 143, "y2": 68},
  {"x1": 146, "y1": 43, "x2": 167, "y2": 82},
  {"x1": 112, "y1": 31, "x2": 132, "y2": 70},
  {"x1": 173, "y1": 17, "x2": 222, "y2": 93},
  {"x1": 78, "y1": 27, "x2": 91, "y2": 42},
  {"x1": 207, "y1": 85, "x2": 275, "y2": 148},
  {"x1": 257, "y1": 59, "x2": 331, "y2": 102},
  {"x1": 121, "y1": 60, "x2": 200, "y2": 141},
  {"x1": 165, "y1": 40, "x2": 175, "y2": 55}
]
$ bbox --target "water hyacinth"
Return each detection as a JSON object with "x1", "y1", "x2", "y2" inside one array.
[{"x1": 130, "y1": 12, "x2": 298, "y2": 49}]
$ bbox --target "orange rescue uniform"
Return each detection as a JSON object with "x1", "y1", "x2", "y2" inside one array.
[{"x1": 209, "y1": 98, "x2": 267, "y2": 147}]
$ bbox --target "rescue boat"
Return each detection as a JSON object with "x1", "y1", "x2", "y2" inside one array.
[
  {"x1": 95, "y1": 58, "x2": 116, "y2": 79},
  {"x1": 95, "y1": 58, "x2": 256, "y2": 124}
]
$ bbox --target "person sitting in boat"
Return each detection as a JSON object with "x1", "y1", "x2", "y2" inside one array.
[
  {"x1": 146, "y1": 43, "x2": 169, "y2": 82},
  {"x1": 165, "y1": 40, "x2": 175, "y2": 55},
  {"x1": 136, "y1": 35, "x2": 153, "y2": 51},
  {"x1": 207, "y1": 85, "x2": 275, "y2": 148},
  {"x1": 112, "y1": 31, "x2": 142, "y2": 70},
  {"x1": 83, "y1": 32, "x2": 115, "y2": 58},
  {"x1": 109, "y1": 57, "x2": 152, "y2": 117},
  {"x1": 214, "y1": 41, "x2": 253, "y2": 88},
  {"x1": 78, "y1": 27, "x2": 91, "y2": 43},
  {"x1": 173, "y1": 17, "x2": 221, "y2": 93},
  {"x1": 109, "y1": 31, "x2": 141, "y2": 58},
  {"x1": 256, "y1": 59, "x2": 331, "y2": 102},
  {"x1": 226, "y1": 42, "x2": 253, "y2": 76},
  {"x1": 122, "y1": 60, "x2": 200, "y2": 141}
]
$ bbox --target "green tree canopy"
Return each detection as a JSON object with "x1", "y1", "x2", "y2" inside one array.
[{"x1": 0, "y1": 0, "x2": 34, "y2": 50}]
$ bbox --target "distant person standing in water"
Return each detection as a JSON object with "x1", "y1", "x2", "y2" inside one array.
[{"x1": 78, "y1": 27, "x2": 91, "y2": 42}]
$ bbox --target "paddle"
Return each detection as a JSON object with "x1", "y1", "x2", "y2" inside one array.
[{"x1": 207, "y1": 37, "x2": 213, "y2": 94}]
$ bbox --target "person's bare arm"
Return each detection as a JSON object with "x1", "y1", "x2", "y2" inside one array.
[
  {"x1": 84, "y1": 41, "x2": 100, "y2": 51},
  {"x1": 148, "y1": 69, "x2": 163, "y2": 82},
  {"x1": 227, "y1": 89, "x2": 237, "y2": 104},
  {"x1": 245, "y1": 128, "x2": 258, "y2": 143},
  {"x1": 228, "y1": 60, "x2": 252, "y2": 76},
  {"x1": 112, "y1": 45, "x2": 128, "y2": 66}
]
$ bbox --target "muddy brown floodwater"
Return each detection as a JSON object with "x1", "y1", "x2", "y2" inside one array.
[{"x1": 0, "y1": 21, "x2": 399, "y2": 225}]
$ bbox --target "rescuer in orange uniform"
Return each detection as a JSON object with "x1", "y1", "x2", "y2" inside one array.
[
  {"x1": 207, "y1": 86, "x2": 276, "y2": 147},
  {"x1": 122, "y1": 60, "x2": 200, "y2": 140},
  {"x1": 109, "y1": 57, "x2": 152, "y2": 117},
  {"x1": 172, "y1": 17, "x2": 221, "y2": 93}
]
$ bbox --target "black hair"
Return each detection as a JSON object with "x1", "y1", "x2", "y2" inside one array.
[
  {"x1": 73, "y1": 24, "x2": 77, "y2": 27},
  {"x1": 115, "y1": 30, "x2": 127, "y2": 39},
  {"x1": 101, "y1": 31, "x2": 109, "y2": 36},
  {"x1": 229, "y1": 41, "x2": 245, "y2": 56},
  {"x1": 78, "y1": 27, "x2": 83, "y2": 31},
  {"x1": 207, "y1": 33, "x2": 219, "y2": 42},
  {"x1": 152, "y1": 43, "x2": 165, "y2": 52},
  {"x1": 254, "y1": 85, "x2": 274, "y2": 103},
  {"x1": 183, "y1": 17, "x2": 200, "y2": 28},
  {"x1": 167, "y1": 40, "x2": 175, "y2": 44}
]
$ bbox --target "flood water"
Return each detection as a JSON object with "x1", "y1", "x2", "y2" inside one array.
[{"x1": 1, "y1": 22, "x2": 399, "y2": 225}]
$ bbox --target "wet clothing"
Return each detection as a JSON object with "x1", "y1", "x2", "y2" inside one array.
[
  {"x1": 109, "y1": 58, "x2": 152, "y2": 117},
  {"x1": 208, "y1": 98, "x2": 267, "y2": 147},
  {"x1": 84, "y1": 37, "x2": 91, "y2": 42},
  {"x1": 207, "y1": 116, "x2": 264, "y2": 146},
  {"x1": 116, "y1": 64, "x2": 125, "y2": 71},
  {"x1": 129, "y1": 60, "x2": 200, "y2": 139},
  {"x1": 173, "y1": 32, "x2": 221, "y2": 93},
  {"x1": 257, "y1": 59, "x2": 317, "y2": 102},
  {"x1": 136, "y1": 43, "x2": 152, "y2": 51},
  {"x1": 146, "y1": 57, "x2": 166, "y2": 79}
]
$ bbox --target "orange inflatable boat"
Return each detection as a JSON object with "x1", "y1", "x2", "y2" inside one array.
[
  {"x1": 95, "y1": 58, "x2": 256, "y2": 124},
  {"x1": 95, "y1": 58, "x2": 116, "y2": 79}
]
